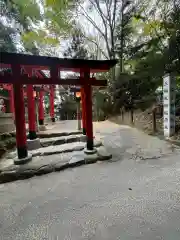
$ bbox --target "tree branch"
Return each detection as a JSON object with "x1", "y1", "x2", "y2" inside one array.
[
  {"x1": 77, "y1": 1, "x2": 112, "y2": 58},
  {"x1": 89, "y1": 0, "x2": 109, "y2": 22},
  {"x1": 111, "y1": 0, "x2": 117, "y2": 31},
  {"x1": 93, "y1": 0, "x2": 112, "y2": 57},
  {"x1": 77, "y1": 4, "x2": 106, "y2": 39},
  {"x1": 83, "y1": 35, "x2": 109, "y2": 59}
]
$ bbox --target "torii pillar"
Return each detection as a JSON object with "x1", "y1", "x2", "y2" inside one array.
[
  {"x1": 83, "y1": 70, "x2": 94, "y2": 152},
  {"x1": 50, "y1": 85, "x2": 55, "y2": 122},
  {"x1": 38, "y1": 90, "x2": 46, "y2": 131},
  {"x1": 80, "y1": 71, "x2": 86, "y2": 135},
  {"x1": 26, "y1": 69, "x2": 41, "y2": 150},
  {"x1": 12, "y1": 65, "x2": 32, "y2": 164},
  {"x1": 9, "y1": 85, "x2": 15, "y2": 120},
  {"x1": 50, "y1": 66, "x2": 58, "y2": 123},
  {"x1": 26, "y1": 74, "x2": 37, "y2": 139}
]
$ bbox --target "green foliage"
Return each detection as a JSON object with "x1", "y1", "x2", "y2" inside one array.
[
  {"x1": 22, "y1": 30, "x2": 59, "y2": 50},
  {"x1": 0, "y1": 0, "x2": 79, "y2": 54},
  {"x1": 0, "y1": 0, "x2": 41, "y2": 27},
  {"x1": 20, "y1": 0, "x2": 80, "y2": 54},
  {"x1": 0, "y1": 0, "x2": 42, "y2": 53},
  {"x1": 12, "y1": 0, "x2": 42, "y2": 23},
  {"x1": 114, "y1": 73, "x2": 158, "y2": 111},
  {"x1": 111, "y1": 0, "x2": 180, "y2": 113},
  {"x1": 0, "y1": 88, "x2": 9, "y2": 98},
  {"x1": 59, "y1": 94, "x2": 77, "y2": 120},
  {"x1": 0, "y1": 22, "x2": 16, "y2": 52},
  {"x1": 93, "y1": 90, "x2": 113, "y2": 120},
  {"x1": 63, "y1": 28, "x2": 89, "y2": 59},
  {"x1": 61, "y1": 95, "x2": 76, "y2": 112}
]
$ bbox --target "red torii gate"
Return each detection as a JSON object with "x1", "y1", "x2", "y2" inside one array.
[
  {"x1": 36, "y1": 70, "x2": 56, "y2": 123},
  {"x1": 0, "y1": 52, "x2": 117, "y2": 164},
  {"x1": 0, "y1": 72, "x2": 55, "y2": 136}
]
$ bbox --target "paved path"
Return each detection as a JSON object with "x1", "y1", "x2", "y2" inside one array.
[
  {"x1": 94, "y1": 121, "x2": 178, "y2": 160},
  {"x1": 0, "y1": 121, "x2": 180, "y2": 239}
]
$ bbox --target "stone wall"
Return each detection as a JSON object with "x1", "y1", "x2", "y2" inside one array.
[{"x1": 0, "y1": 113, "x2": 15, "y2": 133}]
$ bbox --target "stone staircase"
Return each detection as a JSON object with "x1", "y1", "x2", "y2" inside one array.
[{"x1": 0, "y1": 130, "x2": 111, "y2": 183}]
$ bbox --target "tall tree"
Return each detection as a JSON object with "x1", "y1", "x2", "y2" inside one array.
[
  {"x1": 63, "y1": 29, "x2": 89, "y2": 59},
  {"x1": 76, "y1": 0, "x2": 139, "y2": 61},
  {"x1": 76, "y1": 0, "x2": 120, "y2": 60}
]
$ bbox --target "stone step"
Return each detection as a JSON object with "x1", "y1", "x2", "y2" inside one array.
[
  {"x1": 5, "y1": 139, "x2": 103, "y2": 159},
  {"x1": 0, "y1": 145, "x2": 112, "y2": 184},
  {"x1": 40, "y1": 134, "x2": 86, "y2": 147},
  {"x1": 31, "y1": 139, "x2": 102, "y2": 157},
  {"x1": 37, "y1": 130, "x2": 82, "y2": 139},
  {"x1": 9, "y1": 130, "x2": 82, "y2": 139}
]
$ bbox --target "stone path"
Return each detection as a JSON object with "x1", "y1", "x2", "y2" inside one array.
[
  {"x1": 0, "y1": 134, "x2": 180, "y2": 239},
  {"x1": 94, "y1": 121, "x2": 179, "y2": 161},
  {"x1": 0, "y1": 120, "x2": 179, "y2": 184}
]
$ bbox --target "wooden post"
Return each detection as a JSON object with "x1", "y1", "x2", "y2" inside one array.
[
  {"x1": 84, "y1": 70, "x2": 94, "y2": 151},
  {"x1": 12, "y1": 65, "x2": 28, "y2": 160}
]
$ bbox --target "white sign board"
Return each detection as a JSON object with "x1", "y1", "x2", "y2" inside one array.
[{"x1": 163, "y1": 74, "x2": 176, "y2": 137}]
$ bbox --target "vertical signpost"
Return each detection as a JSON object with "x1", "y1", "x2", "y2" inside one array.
[{"x1": 163, "y1": 74, "x2": 176, "y2": 138}]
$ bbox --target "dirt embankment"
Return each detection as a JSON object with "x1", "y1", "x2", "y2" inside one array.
[{"x1": 109, "y1": 108, "x2": 180, "y2": 140}]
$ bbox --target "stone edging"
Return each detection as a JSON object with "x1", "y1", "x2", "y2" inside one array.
[
  {"x1": 0, "y1": 160, "x2": 84, "y2": 184},
  {"x1": 0, "y1": 146, "x2": 112, "y2": 184},
  {"x1": 40, "y1": 135, "x2": 86, "y2": 147},
  {"x1": 37, "y1": 130, "x2": 82, "y2": 139},
  {"x1": 6, "y1": 139, "x2": 102, "y2": 159}
]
